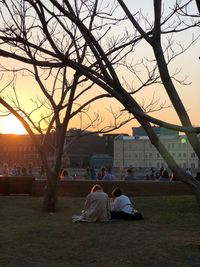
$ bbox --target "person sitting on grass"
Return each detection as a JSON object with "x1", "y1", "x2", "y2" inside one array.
[
  {"x1": 72, "y1": 184, "x2": 110, "y2": 223},
  {"x1": 110, "y1": 187, "x2": 143, "y2": 221}
]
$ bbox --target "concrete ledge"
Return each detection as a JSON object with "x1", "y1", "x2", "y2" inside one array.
[
  {"x1": 34, "y1": 180, "x2": 193, "y2": 197},
  {"x1": 0, "y1": 176, "x2": 35, "y2": 195},
  {"x1": 0, "y1": 177, "x2": 193, "y2": 197}
]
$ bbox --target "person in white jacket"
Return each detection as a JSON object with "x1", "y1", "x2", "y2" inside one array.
[{"x1": 110, "y1": 188, "x2": 143, "y2": 221}]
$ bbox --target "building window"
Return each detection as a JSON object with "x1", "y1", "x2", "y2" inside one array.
[
  {"x1": 191, "y1": 163, "x2": 196, "y2": 168},
  {"x1": 191, "y1": 153, "x2": 195, "y2": 158}
]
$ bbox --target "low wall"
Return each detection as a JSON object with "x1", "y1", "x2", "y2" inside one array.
[
  {"x1": 0, "y1": 176, "x2": 35, "y2": 195},
  {"x1": 0, "y1": 176, "x2": 193, "y2": 197},
  {"x1": 32, "y1": 180, "x2": 193, "y2": 197}
]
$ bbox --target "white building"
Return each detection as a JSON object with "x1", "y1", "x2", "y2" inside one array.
[{"x1": 113, "y1": 127, "x2": 199, "y2": 170}]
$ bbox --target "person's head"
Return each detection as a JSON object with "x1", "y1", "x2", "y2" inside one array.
[
  {"x1": 91, "y1": 184, "x2": 103, "y2": 192},
  {"x1": 127, "y1": 168, "x2": 132, "y2": 174},
  {"x1": 101, "y1": 167, "x2": 105, "y2": 172},
  {"x1": 112, "y1": 187, "x2": 122, "y2": 198},
  {"x1": 106, "y1": 165, "x2": 112, "y2": 172},
  {"x1": 62, "y1": 170, "x2": 68, "y2": 176}
]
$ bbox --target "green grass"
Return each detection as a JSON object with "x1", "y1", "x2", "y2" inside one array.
[{"x1": 0, "y1": 195, "x2": 200, "y2": 267}]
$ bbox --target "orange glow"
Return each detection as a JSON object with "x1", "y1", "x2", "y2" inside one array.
[{"x1": 0, "y1": 114, "x2": 26, "y2": 135}]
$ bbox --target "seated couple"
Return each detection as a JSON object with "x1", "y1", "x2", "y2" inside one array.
[{"x1": 72, "y1": 184, "x2": 143, "y2": 223}]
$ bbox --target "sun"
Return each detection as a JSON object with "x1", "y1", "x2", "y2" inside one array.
[{"x1": 0, "y1": 114, "x2": 27, "y2": 135}]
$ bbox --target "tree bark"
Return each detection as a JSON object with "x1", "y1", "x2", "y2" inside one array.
[
  {"x1": 43, "y1": 174, "x2": 59, "y2": 212},
  {"x1": 142, "y1": 119, "x2": 200, "y2": 208},
  {"x1": 187, "y1": 179, "x2": 200, "y2": 208},
  {"x1": 119, "y1": 92, "x2": 200, "y2": 208},
  {"x1": 152, "y1": 39, "x2": 200, "y2": 161},
  {"x1": 196, "y1": 0, "x2": 200, "y2": 13}
]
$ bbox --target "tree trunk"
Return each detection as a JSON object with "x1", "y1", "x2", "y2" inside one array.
[
  {"x1": 187, "y1": 179, "x2": 200, "y2": 208},
  {"x1": 43, "y1": 174, "x2": 59, "y2": 212},
  {"x1": 196, "y1": 0, "x2": 200, "y2": 13},
  {"x1": 133, "y1": 111, "x2": 200, "y2": 208},
  {"x1": 152, "y1": 42, "x2": 200, "y2": 160},
  {"x1": 111, "y1": 84, "x2": 200, "y2": 208}
]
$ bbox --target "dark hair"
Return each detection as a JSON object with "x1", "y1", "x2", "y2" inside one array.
[
  {"x1": 112, "y1": 187, "x2": 122, "y2": 198},
  {"x1": 106, "y1": 166, "x2": 111, "y2": 172},
  {"x1": 91, "y1": 184, "x2": 103, "y2": 192},
  {"x1": 127, "y1": 168, "x2": 132, "y2": 173},
  {"x1": 62, "y1": 170, "x2": 68, "y2": 176}
]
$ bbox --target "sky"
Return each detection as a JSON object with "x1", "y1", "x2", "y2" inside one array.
[{"x1": 0, "y1": 0, "x2": 199, "y2": 136}]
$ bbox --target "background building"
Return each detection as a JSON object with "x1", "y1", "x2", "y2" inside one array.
[
  {"x1": 62, "y1": 129, "x2": 127, "y2": 168},
  {"x1": 114, "y1": 127, "x2": 199, "y2": 171},
  {"x1": 0, "y1": 130, "x2": 122, "y2": 174},
  {"x1": 0, "y1": 133, "x2": 54, "y2": 175}
]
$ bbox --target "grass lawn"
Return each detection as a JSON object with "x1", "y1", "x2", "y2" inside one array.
[{"x1": 0, "y1": 195, "x2": 200, "y2": 267}]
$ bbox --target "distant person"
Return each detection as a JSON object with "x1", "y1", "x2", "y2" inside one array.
[
  {"x1": 195, "y1": 172, "x2": 200, "y2": 181},
  {"x1": 97, "y1": 167, "x2": 106, "y2": 180},
  {"x1": 102, "y1": 166, "x2": 116, "y2": 181},
  {"x1": 28, "y1": 163, "x2": 33, "y2": 176},
  {"x1": 170, "y1": 172, "x2": 179, "y2": 181},
  {"x1": 16, "y1": 165, "x2": 21, "y2": 176},
  {"x1": 40, "y1": 165, "x2": 45, "y2": 179},
  {"x1": 90, "y1": 166, "x2": 96, "y2": 180},
  {"x1": 83, "y1": 167, "x2": 91, "y2": 180},
  {"x1": 124, "y1": 168, "x2": 134, "y2": 181},
  {"x1": 10, "y1": 165, "x2": 17, "y2": 176},
  {"x1": 72, "y1": 184, "x2": 110, "y2": 222},
  {"x1": 3, "y1": 163, "x2": 9, "y2": 176},
  {"x1": 186, "y1": 168, "x2": 192, "y2": 176},
  {"x1": 110, "y1": 188, "x2": 143, "y2": 221},
  {"x1": 60, "y1": 170, "x2": 73, "y2": 180},
  {"x1": 150, "y1": 167, "x2": 155, "y2": 180},
  {"x1": 159, "y1": 169, "x2": 169, "y2": 181},
  {"x1": 21, "y1": 166, "x2": 27, "y2": 176},
  {"x1": 159, "y1": 167, "x2": 164, "y2": 178}
]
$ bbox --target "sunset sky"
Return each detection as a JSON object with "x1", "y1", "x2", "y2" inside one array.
[{"x1": 0, "y1": 0, "x2": 199, "y2": 135}]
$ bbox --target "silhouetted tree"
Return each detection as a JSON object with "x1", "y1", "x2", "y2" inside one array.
[{"x1": 0, "y1": 0, "x2": 200, "y2": 208}]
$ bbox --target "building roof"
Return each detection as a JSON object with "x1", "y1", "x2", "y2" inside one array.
[{"x1": 132, "y1": 126, "x2": 179, "y2": 138}]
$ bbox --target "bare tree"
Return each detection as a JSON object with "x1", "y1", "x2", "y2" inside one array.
[
  {"x1": 117, "y1": 0, "x2": 200, "y2": 159},
  {"x1": 0, "y1": 0, "x2": 134, "y2": 211},
  {"x1": 0, "y1": 0, "x2": 163, "y2": 210},
  {"x1": 39, "y1": 0, "x2": 200, "y2": 205},
  {"x1": 0, "y1": 0, "x2": 200, "y2": 207}
]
